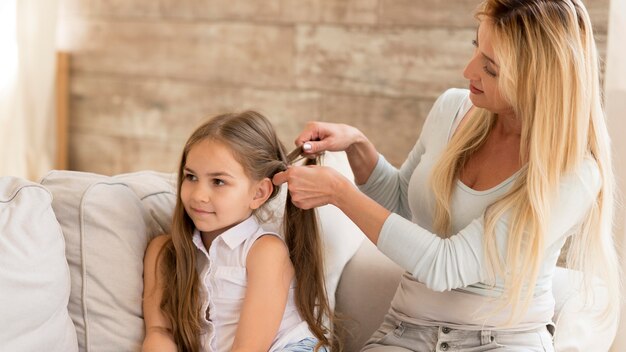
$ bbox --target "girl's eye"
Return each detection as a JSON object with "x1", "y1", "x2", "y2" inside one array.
[
  {"x1": 212, "y1": 179, "x2": 225, "y2": 186},
  {"x1": 472, "y1": 39, "x2": 478, "y2": 47},
  {"x1": 184, "y1": 173, "x2": 197, "y2": 181},
  {"x1": 483, "y1": 65, "x2": 497, "y2": 77}
]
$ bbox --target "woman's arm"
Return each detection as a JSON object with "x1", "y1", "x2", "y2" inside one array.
[
  {"x1": 275, "y1": 157, "x2": 601, "y2": 292},
  {"x1": 230, "y1": 235, "x2": 294, "y2": 352},
  {"x1": 142, "y1": 235, "x2": 178, "y2": 352}
]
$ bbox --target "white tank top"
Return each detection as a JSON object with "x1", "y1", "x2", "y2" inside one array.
[{"x1": 192, "y1": 216, "x2": 314, "y2": 352}]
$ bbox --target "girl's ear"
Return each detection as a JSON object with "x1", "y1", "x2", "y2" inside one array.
[{"x1": 250, "y1": 178, "x2": 273, "y2": 210}]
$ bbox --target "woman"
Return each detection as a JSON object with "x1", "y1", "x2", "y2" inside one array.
[{"x1": 273, "y1": 0, "x2": 619, "y2": 350}]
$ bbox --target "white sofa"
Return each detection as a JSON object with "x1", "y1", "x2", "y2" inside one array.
[{"x1": 0, "y1": 153, "x2": 618, "y2": 352}]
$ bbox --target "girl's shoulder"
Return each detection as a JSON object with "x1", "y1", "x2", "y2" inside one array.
[
  {"x1": 144, "y1": 234, "x2": 172, "y2": 268},
  {"x1": 246, "y1": 234, "x2": 291, "y2": 268}
]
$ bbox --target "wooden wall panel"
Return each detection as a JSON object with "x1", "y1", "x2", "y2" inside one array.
[
  {"x1": 295, "y1": 25, "x2": 473, "y2": 99},
  {"x1": 57, "y1": 0, "x2": 611, "y2": 174}
]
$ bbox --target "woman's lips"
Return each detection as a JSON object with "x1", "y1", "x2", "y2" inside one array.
[{"x1": 470, "y1": 84, "x2": 484, "y2": 94}]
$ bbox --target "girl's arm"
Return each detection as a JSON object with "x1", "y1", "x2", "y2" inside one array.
[
  {"x1": 142, "y1": 235, "x2": 178, "y2": 352},
  {"x1": 231, "y1": 235, "x2": 294, "y2": 352}
]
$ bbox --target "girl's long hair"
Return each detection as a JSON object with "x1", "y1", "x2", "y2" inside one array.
[
  {"x1": 430, "y1": 0, "x2": 619, "y2": 325},
  {"x1": 157, "y1": 111, "x2": 333, "y2": 351}
]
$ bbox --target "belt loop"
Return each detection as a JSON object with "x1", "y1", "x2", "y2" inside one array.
[
  {"x1": 480, "y1": 330, "x2": 492, "y2": 345},
  {"x1": 394, "y1": 322, "x2": 405, "y2": 337}
]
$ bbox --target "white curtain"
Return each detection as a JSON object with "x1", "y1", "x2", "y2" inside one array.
[
  {"x1": 608, "y1": 0, "x2": 626, "y2": 350},
  {"x1": 0, "y1": 0, "x2": 59, "y2": 180}
]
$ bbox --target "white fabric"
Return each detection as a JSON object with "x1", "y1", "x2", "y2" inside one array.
[
  {"x1": 0, "y1": 177, "x2": 77, "y2": 352},
  {"x1": 0, "y1": 0, "x2": 58, "y2": 179},
  {"x1": 360, "y1": 89, "x2": 601, "y2": 330},
  {"x1": 39, "y1": 170, "x2": 177, "y2": 352},
  {"x1": 192, "y1": 216, "x2": 313, "y2": 352}
]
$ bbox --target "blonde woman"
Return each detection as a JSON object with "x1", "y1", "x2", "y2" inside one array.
[{"x1": 273, "y1": 0, "x2": 619, "y2": 350}]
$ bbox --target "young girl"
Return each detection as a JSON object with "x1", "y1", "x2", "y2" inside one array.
[{"x1": 142, "y1": 111, "x2": 333, "y2": 352}]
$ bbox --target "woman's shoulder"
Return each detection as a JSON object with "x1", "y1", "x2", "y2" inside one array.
[
  {"x1": 562, "y1": 156, "x2": 602, "y2": 195},
  {"x1": 435, "y1": 88, "x2": 470, "y2": 107},
  {"x1": 426, "y1": 88, "x2": 470, "y2": 120},
  {"x1": 420, "y1": 88, "x2": 471, "y2": 135}
]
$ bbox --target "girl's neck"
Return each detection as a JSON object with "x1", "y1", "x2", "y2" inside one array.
[{"x1": 199, "y1": 215, "x2": 253, "y2": 251}]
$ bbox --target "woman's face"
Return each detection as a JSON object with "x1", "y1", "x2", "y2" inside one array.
[{"x1": 463, "y1": 20, "x2": 513, "y2": 115}]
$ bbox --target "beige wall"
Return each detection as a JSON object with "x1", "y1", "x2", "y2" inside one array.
[
  {"x1": 57, "y1": 0, "x2": 609, "y2": 175},
  {"x1": 607, "y1": 0, "x2": 626, "y2": 349}
]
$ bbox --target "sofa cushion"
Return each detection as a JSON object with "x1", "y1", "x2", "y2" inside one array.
[
  {"x1": 0, "y1": 177, "x2": 78, "y2": 352},
  {"x1": 334, "y1": 240, "x2": 404, "y2": 351},
  {"x1": 40, "y1": 170, "x2": 177, "y2": 352}
]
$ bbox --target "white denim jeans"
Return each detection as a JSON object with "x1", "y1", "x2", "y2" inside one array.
[{"x1": 362, "y1": 315, "x2": 554, "y2": 352}]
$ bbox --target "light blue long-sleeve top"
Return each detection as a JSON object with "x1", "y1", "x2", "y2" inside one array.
[{"x1": 358, "y1": 88, "x2": 601, "y2": 330}]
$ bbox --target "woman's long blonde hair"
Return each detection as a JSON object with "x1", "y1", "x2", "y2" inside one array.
[
  {"x1": 157, "y1": 111, "x2": 334, "y2": 351},
  {"x1": 430, "y1": 0, "x2": 619, "y2": 324}
]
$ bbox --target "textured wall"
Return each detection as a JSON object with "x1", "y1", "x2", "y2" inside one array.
[{"x1": 57, "y1": 0, "x2": 609, "y2": 175}]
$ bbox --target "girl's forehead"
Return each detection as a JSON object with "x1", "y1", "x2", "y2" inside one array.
[{"x1": 186, "y1": 139, "x2": 245, "y2": 170}]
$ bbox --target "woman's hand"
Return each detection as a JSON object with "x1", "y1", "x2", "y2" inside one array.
[
  {"x1": 272, "y1": 165, "x2": 350, "y2": 209},
  {"x1": 273, "y1": 164, "x2": 390, "y2": 244},
  {"x1": 295, "y1": 121, "x2": 365, "y2": 155},
  {"x1": 294, "y1": 121, "x2": 378, "y2": 184}
]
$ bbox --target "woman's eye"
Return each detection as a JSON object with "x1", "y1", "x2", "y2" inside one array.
[
  {"x1": 213, "y1": 179, "x2": 225, "y2": 186},
  {"x1": 482, "y1": 65, "x2": 497, "y2": 77},
  {"x1": 472, "y1": 39, "x2": 478, "y2": 47},
  {"x1": 184, "y1": 174, "x2": 197, "y2": 181}
]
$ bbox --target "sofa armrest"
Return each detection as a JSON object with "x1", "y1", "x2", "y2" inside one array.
[{"x1": 334, "y1": 240, "x2": 404, "y2": 351}]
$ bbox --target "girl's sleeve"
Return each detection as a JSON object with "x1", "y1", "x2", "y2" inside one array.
[{"x1": 376, "y1": 158, "x2": 602, "y2": 292}]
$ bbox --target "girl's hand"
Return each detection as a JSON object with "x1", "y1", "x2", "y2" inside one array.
[
  {"x1": 295, "y1": 121, "x2": 365, "y2": 156},
  {"x1": 272, "y1": 165, "x2": 351, "y2": 209}
]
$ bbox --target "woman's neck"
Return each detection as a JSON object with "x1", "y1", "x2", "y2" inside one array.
[{"x1": 494, "y1": 110, "x2": 521, "y2": 137}]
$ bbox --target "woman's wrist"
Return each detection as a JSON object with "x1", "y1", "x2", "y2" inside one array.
[
  {"x1": 344, "y1": 131, "x2": 378, "y2": 185},
  {"x1": 331, "y1": 174, "x2": 357, "y2": 209}
]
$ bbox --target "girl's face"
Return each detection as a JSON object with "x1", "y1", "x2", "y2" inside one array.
[
  {"x1": 180, "y1": 139, "x2": 267, "y2": 239},
  {"x1": 463, "y1": 19, "x2": 513, "y2": 116}
]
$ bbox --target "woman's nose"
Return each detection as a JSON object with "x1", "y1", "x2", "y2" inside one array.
[{"x1": 463, "y1": 53, "x2": 480, "y2": 81}]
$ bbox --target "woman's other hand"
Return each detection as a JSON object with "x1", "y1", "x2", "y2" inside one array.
[
  {"x1": 272, "y1": 165, "x2": 350, "y2": 209},
  {"x1": 295, "y1": 121, "x2": 365, "y2": 155}
]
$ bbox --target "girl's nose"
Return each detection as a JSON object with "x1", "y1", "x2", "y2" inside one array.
[{"x1": 193, "y1": 186, "x2": 210, "y2": 203}]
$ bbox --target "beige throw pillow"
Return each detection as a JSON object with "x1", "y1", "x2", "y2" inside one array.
[{"x1": 40, "y1": 170, "x2": 176, "y2": 352}]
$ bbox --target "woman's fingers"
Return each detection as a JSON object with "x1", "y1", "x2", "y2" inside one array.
[
  {"x1": 272, "y1": 170, "x2": 288, "y2": 186},
  {"x1": 271, "y1": 166, "x2": 335, "y2": 209}
]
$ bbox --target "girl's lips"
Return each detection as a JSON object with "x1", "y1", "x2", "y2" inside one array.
[
  {"x1": 191, "y1": 207, "x2": 214, "y2": 215},
  {"x1": 470, "y1": 84, "x2": 484, "y2": 94}
]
